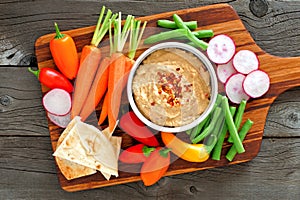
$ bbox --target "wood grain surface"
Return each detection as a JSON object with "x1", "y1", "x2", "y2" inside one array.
[
  {"x1": 34, "y1": 3, "x2": 300, "y2": 192},
  {"x1": 0, "y1": 0, "x2": 299, "y2": 199}
]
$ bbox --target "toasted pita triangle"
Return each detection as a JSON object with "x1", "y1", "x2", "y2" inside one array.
[
  {"x1": 53, "y1": 117, "x2": 121, "y2": 180},
  {"x1": 55, "y1": 117, "x2": 96, "y2": 180}
]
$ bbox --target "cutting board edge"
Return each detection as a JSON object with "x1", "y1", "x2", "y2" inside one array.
[{"x1": 59, "y1": 151, "x2": 261, "y2": 192}]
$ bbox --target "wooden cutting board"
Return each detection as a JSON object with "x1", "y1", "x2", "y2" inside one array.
[{"x1": 35, "y1": 3, "x2": 300, "y2": 192}]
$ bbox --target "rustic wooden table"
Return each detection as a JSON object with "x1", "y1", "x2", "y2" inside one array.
[{"x1": 0, "y1": 0, "x2": 299, "y2": 199}]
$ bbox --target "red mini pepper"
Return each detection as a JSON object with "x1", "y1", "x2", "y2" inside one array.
[
  {"x1": 119, "y1": 111, "x2": 160, "y2": 147},
  {"x1": 50, "y1": 22, "x2": 79, "y2": 80},
  {"x1": 119, "y1": 144, "x2": 155, "y2": 164},
  {"x1": 28, "y1": 67, "x2": 74, "y2": 93},
  {"x1": 140, "y1": 147, "x2": 171, "y2": 186}
]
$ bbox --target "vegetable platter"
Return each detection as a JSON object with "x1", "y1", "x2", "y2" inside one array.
[{"x1": 34, "y1": 3, "x2": 300, "y2": 191}]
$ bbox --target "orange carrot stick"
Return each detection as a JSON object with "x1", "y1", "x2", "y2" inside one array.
[
  {"x1": 71, "y1": 45, "x2": 102, "y2": 118},
  {"x1": 98, "y1": 92, "x2": 109, "y2": 125},
  {"x1": 107, "y1": 53, "x2": 127, "y2": 133},
  {"x1": 79, "y1": 57, "x2": 111, "y2": 121}
]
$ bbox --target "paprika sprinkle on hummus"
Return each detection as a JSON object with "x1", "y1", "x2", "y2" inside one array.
[{"x1": 132, "y1": 48, "x2": 211, "y2": 127}]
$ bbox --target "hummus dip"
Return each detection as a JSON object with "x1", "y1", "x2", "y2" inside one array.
[{"x1": 132, "y1": 48, "x2": 211, "y2": 127}]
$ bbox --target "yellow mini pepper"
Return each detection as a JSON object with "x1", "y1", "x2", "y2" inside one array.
[{"x1": 161, "y1": 132, "x2": 210, "y2": 163}]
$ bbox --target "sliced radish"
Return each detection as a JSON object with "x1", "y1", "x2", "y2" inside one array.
[
  {"x1": 207, "y1": 34, "x2": 236, "y2": 64},
  {"x1": 217, "y1": 60, "x2": 237, "y2": 83},
  {"x1": 47, "y1": 112, "x2": 71, "y2": 128},
  {"x1": 233, "y1": 50, "x2": 259, "y2": 74},
  {"x1": 243, "y1": 70, "x2": 270, "y2": 98},
  {"x1": 225, "y1": 73, "x2": 250, "y2": 104},
  {"x1": 42, "y1": 88, "x2": 72, "y2": 116}
]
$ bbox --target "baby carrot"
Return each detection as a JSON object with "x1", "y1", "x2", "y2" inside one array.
[
  {"x1": 97, "y1": 56, "x2": 133, "y2": 125},
  {"x1": 105, "y1": 13, "x2": 130, "y2": 132},
  {"x1": 107, "y1": 53, "x2": 127, "y2": 132},
  {"x1": 72, "y1": 46, "x2": 102, "y2": 118},
  {"x1": 98, "y1": 92, "x2": 109, "y2": 125},
  {"x1": 71, "y1": 7, "x2": 115, "y2": 118},
  {"x1": 79, "y1": 57, "x2": 111, "y2": 121},
  {"x1": 104, "y1": 13, "x2": 146, "y2": 133},
  {"x1": 122, "y1": 57, "x2": 135, "y2": 88}
]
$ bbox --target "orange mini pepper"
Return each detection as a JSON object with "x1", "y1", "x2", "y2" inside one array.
[
  {"x1": 50, "y1": 22, "x2": 79, "y2": 80},
  {"x1": 140, "y1": 147, "x2": 171, "y2": 186}
]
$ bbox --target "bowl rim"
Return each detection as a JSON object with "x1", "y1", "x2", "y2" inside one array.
[{"x1": 127, "y1": 42, "x2": 218, "y2": 132}]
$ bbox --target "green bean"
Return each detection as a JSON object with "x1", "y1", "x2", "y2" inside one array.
[
  {"x1": 144, "y1": 29, "x2": 213, "y2": 45},
  {"x1": 228, "y1": 99, "x2": 247, "y2": 143},
  {"x1": 211, "y1": 106, "x2": 236, "y2": 161},
  {"x1": 189, "y1": 114, "x2": 210, "y2": 141},
  {"x1": 143, "y1": 29, "x2": 188, "y2": 44},
  {"x1": 172, "y1": 14, "x2": 189, "y2": 29},
  {"x1": 230, "y1": 106, "x2": 237, "y2": 116},
  {"x1": 191, "y1": 122, "x2": 210, "y2": 144},
  {"x1": 226, "y1": 119, "x2": 253, "y2": 161},
  {"x1": 186, "y1": 28, "x2": 209, "y2": 50},
  {"x1": 192, "y1": 107, "x2": 222, "y2": 144},
  {"x1": 189, "y1": 94, "x2": 222, "y2": 141},
  {"x1": 216, "y1": 94, "x2": 223, "y2": 105},
  {"x1": 157, "y1": 19, "x2": 198, "y2": 30},
  {"x1": 176, "y1": 30, "x2": 214, "y2": 41},
  {"x1": 202, "y1": 114, "x2": 212, "y2": 129},
  {"x1": 221, "y1": 96, "x2": 245, "y2": 153},
  {"x1": 173, "y1": 14, "x2": 208, "y2": 50},
  {"x1": 193, "y1": 29, "x2": 214, "y2": 38},
  {"x1": 234, "y1": 99, "x2": 247, "y2": 130},
  {"x1": 185, "y1": 128, "x2": 192, "y2": 135},
  {"x1": 204, "y1": 113, "x2": 225, "y2": 153}
]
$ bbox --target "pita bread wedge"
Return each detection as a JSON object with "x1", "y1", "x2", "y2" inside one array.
[
  {"x1": 55, "y1": 117, "x2": 96, "y2": 180},
  {"x1": 53, "y1": 116, "x2": 121, "y2": 180},
  {"x1": 100, "y1": 132, "x2": 122, "y2": 180}
]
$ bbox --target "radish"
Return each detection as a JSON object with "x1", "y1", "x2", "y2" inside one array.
[
  {"x1": 42, "y1": 88, "x2": 72, "y2": 116},
  {"x1": 225, "y1": 73, "x2": 250, "y2": 104},
  {"x1": 233, "y1": 50, "x2": 259, "y2": 74},
  {"x1": 207, "y1": 34, "x2": 236, "y2": 64},
  {"x1": 47, "y1": 112, "x2": 71, "y2": 128},
  {"x1": 217, "y1": 60, "x2": 237, "y2": 83},
  {"x1": 243, "y1": 70, "x2": 270, "y2": 98}
]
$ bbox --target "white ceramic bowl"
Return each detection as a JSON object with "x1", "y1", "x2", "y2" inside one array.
[{"x1": 127, "y1": 42, "x2": 218, "y2": 132}]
